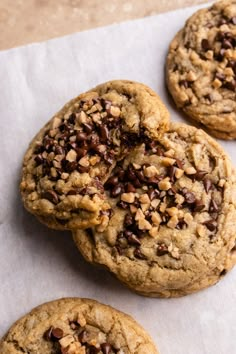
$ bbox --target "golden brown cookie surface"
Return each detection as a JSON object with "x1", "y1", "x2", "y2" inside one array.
[
  {"x1": 20, "y1": 80, "x2": 169, "y2": 230},
  {"x1": 0, "y1": 298, "x2": 158, "y2": 354},
  {"x1": 166, "y1": 0, "x2": 236, "y2": 139},
  {"x1": 73, "y1": 123, "x2": 236, "y2": 297}
]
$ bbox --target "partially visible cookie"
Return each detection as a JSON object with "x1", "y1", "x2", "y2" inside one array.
[
  {"x1": 166, "y1": 0, "x2": 236, "y2": 139},
  {"x1": 0, "y1": 298, "x2": 158, "y2": 354},
  {"x1": 20, "y1": 80, "x2": 169, "y2": 230},
  {"x1": 73, "y1": 123, "x2": 236, "y2": 297}
]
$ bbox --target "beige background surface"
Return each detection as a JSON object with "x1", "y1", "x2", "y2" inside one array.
[{"x1": 0, "y1": 0, "x2": 211, "y2": 50}]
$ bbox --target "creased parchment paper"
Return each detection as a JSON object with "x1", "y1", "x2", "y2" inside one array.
[{"x1": 0, "y1": 3, "x2": 235, "y2": 354}]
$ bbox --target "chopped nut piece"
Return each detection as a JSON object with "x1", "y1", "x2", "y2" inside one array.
[
  {"x1": 185, "y1": 166, "x2": 197, "y2": 175},
  {"x1": 197, "y1": 224, "x2": 206, "y2": 237},
  {"x1": 212, "y1": 78, "x2": 222, "y2": 89},
  {"x1": 51, "y1": 117, "x2": 62, "y2": 129},
  {"x1": 184, "y1": 212, "x2": 193, "y2": 225},
  {"x1": 175, "y1": 168, "x2": 184, "y2": 179},
  {"x1": 61, "y1": 172, "x2": 69, "y2": 180},
  {"x1": 138, "y1": 218, "x2": 152, "y2": 230},
  {"x1": 139, "y1": 193, "x2": 150, "y2": 204},
  {"x1": 151, "y1": 199, "x2": 160, "y2": 208},
  {"x1": 144, "y1": 165, "x2": 159, "y2": 177},
  {"x1": 167, "y1": 215, "x2": 179, "y2": 229},
  {"x1": 166, "y1": 207, "x2": 179, "y2": 216},
  {"x1": 89, "y1": 156, "x2": 101, "y2": 166},
  {"x1": 133, "y1": 163, "x2": 141, "y2": 170},
  {"x1": 76, "y1": 312, "x2": 86, "y2": 327},
  {"x1": 110, "y1": 106, "x2": 121, "y2": 117},
  {"x1": 79, "y1": 156, "x2": 90, "y2": 167},
  {"x1": 218, "y1": 179, "x2": 225, "y2": 187},
  {"x1": 76, "y1": 111, "x2": 88, "y2": 124},
  {"x1": 162, "y1": 157, "x2": 176, "y2": 166},
  {"x1": 159, "y1": 202, "x2": 167, "y2": 213},
  {"x1": 130, "y1": 205, "x2": 138, "y2": 214},
  {"x1": 66, "y1": 149, "x2": 77, "y2": 162},
  {"x1": 135, "y1": 208, "x2": 145, "y2": 220},
  {"x1": 149, "y1": 227, "x2": 159, "y2": 237},
  {"x1": 164, "y1": 149, "x2": 175, "y2": 157},
  {"x1": 141, "y1": 203, "x2": 150, "y2": 212},
  {"x1": 158, "y1": 178, "x2": 172, "y2": 191},
  {"x1": 186, "y1": 70, "x2": 197, "y2": 81},
  {"x1": 151, "y1": 211, "x2": 161, "y2": 225},
  {"x1": 121, "y1": 193, "x2": 135, "y2": 203},
  {"x1": 96, "y1": 215, "x2": 109, "y2": 232}
]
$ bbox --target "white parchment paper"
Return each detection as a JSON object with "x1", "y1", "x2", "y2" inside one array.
[{"x1": 0, "y1": 4, "x2": 235, "y2": 354}]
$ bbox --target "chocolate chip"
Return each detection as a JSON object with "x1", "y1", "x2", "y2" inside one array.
[
  {"x1": 67, "y1": 189, "x2": 77, "y2": 195},
  {"x1": 127, "y1": 167, "x2": 136, "y2": 181},
  {"x1": 209, "y1": 199, "x2": 219, "y2": 213},
  {"x1": 193, "y1": 170, "x2": 208, "y2": 181},
  {"x1": 87, "y1": 346, "x2": 100, "y2": 354},
  {"x1": 77, "y1": 131, "x2": 87, "y2": 142},
  {"x1": 136, "y1": 170, "x2": 146, "y2": 183},
  {"x1": 215, "y1": 72, "x2": 225, "y2": 81},
  {"x1": 218, "y1": 18, "x2": 227, "y2": 26},
  {"x1": 54, "y1": 145, "x2": 65, "y2": 155},
  {"x1": 83, "y1": 123, "x2": 93, "y2": 134},
  {"x1": 134, "y1": 247, "x2": 146, "y2": 260},
  {"x1": 201, "y1": 38, "x2": 211, "y2": 51},
  {"x1": 111, "y1": 184, "x2": 123, "y2": 198},
  {"x1": 126, "y1": 182, "x2": 136, "y2": 193},
  {"x1": 62, "y1": 159, "x2": 77, "y2": 172},
  {"x1": 156, "y1": 243, "x2": 168, "y2": 256},
  {"x1": 220, "y1": 269, "x2": 227, "y2": 276},
  {"x1": 68, "y1": 113, "x2": 76, "y2": 124},
  {"x1": 101, "y1": 343, "x2": 112, "y2": 354},
  {"x1": 127, "y1": 233, "x2": 141, "y2": 246},
  {"x1": 117, "y1": 201, "x2": 129, "y2": 209},
  {"x1": 203, "y1": 219, "x2": 217, "y2": 231},
  {"x1": 179, "y1": 80, "x2": 189, "y2": 88},
  {"x1": 104, "y1": 176, "x2": 119, "y2": 189},
  {"x1": 124, "y1": 214, "x2": 133, "y2": 226},
  {"x1": 99, "y1": 125, "x2": 109, "y2": 143},
  {"x1": 103, "y1": 151, "x2": 114, "y2": 165},
  {"x1": 176, "y1": 218, "x2": 187, "y2": 230},
  {"x1": 44, "y1": 327, "x2": 53, "y2": 341},
  {"x1": 78, "y1": 165, "x2": 90, "y2": 173},
  {"x1": 78, "y1": 330, "x2": 89, "y2": 343},
  {"x1": 116, "y1": 168, "x2": 125, "y2": 181},
  {"x1": 204, "y1": 178, "x2": 212, "y2": 193},
  {"x1": 34, "y1": 154, "x2": 44, "y2": 165},
  {"x1": 194, "y1": 199, "x2": 205, "y2": 212},
  {"x1": 148, "y1": 188, "x2": 159, "y2": 200},
  {"x1": 51, "y1": 327, "x2": 64, "y2": 340},
  {"x1": 43, "y1": 190, "x2": 59, "y2": 204},
  {"x1": 184, "y1": 192, "x2": 196, "y2": 204},
  {"x1": 223, "y1": 80, "x2": 236, "y2": 91},
  {"x1": 175, "y1": 158, "x2": 184, "y2": 169},
  {"x1": 169, "y1": 166, "x2": 177, "y2": 182},
  {"x1": 76, "y1": 147, "x2": 87, "y2": 159},
  {"x1": 222, "y1": 39, "x2": 233, "y2": 49}
]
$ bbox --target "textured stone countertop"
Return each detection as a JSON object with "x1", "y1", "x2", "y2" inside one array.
[{"x1": 0, "y1": 0, "x2": 211, "y2": 50}]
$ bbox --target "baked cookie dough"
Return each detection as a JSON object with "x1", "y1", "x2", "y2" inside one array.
[
  {"x1": 20, "y1": 80, "x2": 169, "y2": 230},
  {"x1": 73, "y1": 123, "x2": 236, "y2": 297},
  {"x1": 0, "y1": 298, "x2": 158, "y2": 354},
  {"x1": 166, "y1": 0, "x2": 236, "y2": 139}
]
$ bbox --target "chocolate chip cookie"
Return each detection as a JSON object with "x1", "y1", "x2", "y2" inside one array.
[
  {"x1": 166, "y1": 0, "x2": 236, "y2": 139},
  {"x1": 73, "y1": 123, "x2": 236, "y2": 297},
  {"x1": 0, "y1": 298, "x2": 158, "y2": 354},
  {"x1": 20, "y1": 80, "x2": 169, "y2": 230}
]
